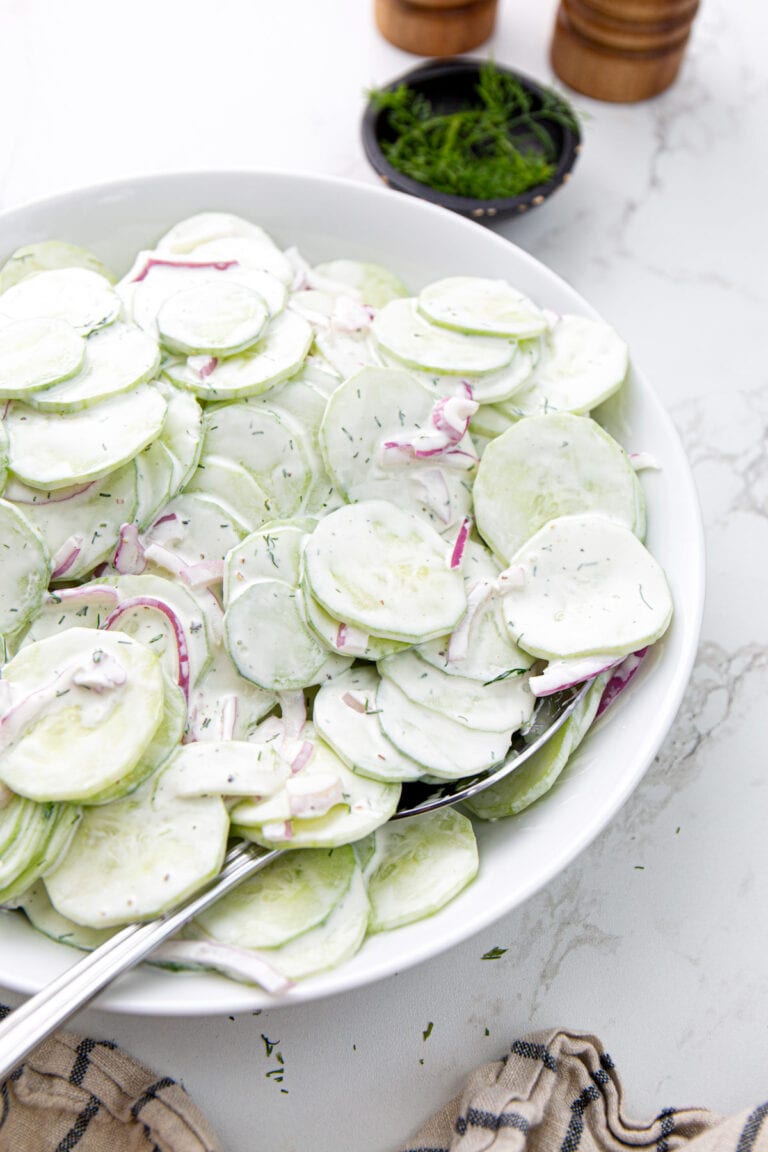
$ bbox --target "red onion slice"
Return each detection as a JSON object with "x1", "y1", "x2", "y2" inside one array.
[{"x1": 103, "y1": 596, "x2": 191, "y2": 701}]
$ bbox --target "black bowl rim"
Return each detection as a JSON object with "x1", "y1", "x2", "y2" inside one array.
[{"x1": 361, "y1": 57, "x2": 582, "y2": 219}]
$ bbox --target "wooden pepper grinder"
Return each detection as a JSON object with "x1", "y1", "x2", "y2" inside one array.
[
  {"x1": 550, "y1": 0, "x2": 700, "y2": 102},
  {"x1": 374, "y1": 0, "x2": 499, "y2": 57}
]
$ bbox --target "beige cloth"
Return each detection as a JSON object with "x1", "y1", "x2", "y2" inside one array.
[
  {"x1": 3, "y1": 1020, "x2": 767, "y2": 1152},
  {"x1": 0, "y1": 1006, "x2": 222, "y2": 1152},
  {"x1": 396, "y1": 1028, "x2": 767, "y2": 1152}
]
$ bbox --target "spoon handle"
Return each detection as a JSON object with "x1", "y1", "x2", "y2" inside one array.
[{"x1": 0, "y1": 843, "x2": 282, "y2": 1082}]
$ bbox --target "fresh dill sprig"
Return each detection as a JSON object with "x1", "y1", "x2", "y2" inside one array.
[{"x1": 369, "y1": 61, "x2": 578, "y2": 201}]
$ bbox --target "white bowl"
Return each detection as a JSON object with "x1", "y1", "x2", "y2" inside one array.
[{"x1": 0, "y1": 171, "x2": 704, "y2": 1014}]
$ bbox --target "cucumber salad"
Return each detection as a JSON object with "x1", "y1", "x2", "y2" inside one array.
[{"x1": 0, "y1": 214, "x2": 673, "y2": 992}]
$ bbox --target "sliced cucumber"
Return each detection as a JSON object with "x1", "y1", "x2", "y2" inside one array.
[
  {"x1": 224, "y1": 523, "x2": 309, "y2": 605},
  {"x1": 233, "y1": 738, "x2": 400, "y2": 849},
  {"x1": 318, "y1": 366, "x2": 474, "y2": 530},
  {"x1": 0, "y1": 802, "x2": 82, "y2": 905},
  {"x1": 300, "y1": 586, "x2": 408, "y2": 662},
  {"x1": 0, "y1": 240, "x2": 116, "y2": 294},
  {"x1": 0, "y1": 318, "x2": 86, "y2": 398},
  {"x1": 157, "y1": 281, "x2": 269, "y2": 356},
  {"x1": 0, "y1": 268, "x2": 119, "y2": 335},
  {"x1": 16, "y1": 882, "x2": 113, "y2": 950},
  {"x1": 154, "y1": 380, "x2": 204, "y2": 492},
  {"x1": 103, "y1": 572, "x2": 213, "y2": 690},
  {"x1": 312, "y1": 259, "x2": 408, "y2": 307},
  {"x1": 25, "y1": 322, "x2": 160, "y2": 412},
  {"x1": 44, "y1": 760, "x2": 229, "y2": 928},
  {"x1": 465, "y1": 672, "x2": 608, "y2": 819},
  {"x1": 495, "y1": 314, "x2": 629, "y2": 417},
  {"x1": 84, "y1": 673, "x2": 186, "y2": 805},
  {"x1": 501, "y1": 513, "x2": 674, "y2": 660},
  {"x1": 202, "y1": 402, "x2": 313, "y2": 517},
  {"x1": 6, "y1": 383, "x2": 166, "y2": 490},
  {"x1": 144, "y1": 491, "x2": 249, "y2": 565},
  {"x1": 0, "y1": 628, "x2": 166, "y2": 802},
  {"x1": 378, "y1": 648, "x2": 533, "y2": 734},
  {"x1": 185, "y1": 456, "x2": 273, "y2": 533},
  {"x1": 166, "y1": 311, "x2": 312, "y2": 400},
  {"x1": 376, "y1": 677, "x2": 514, "y2": 778},
  {"x1": 224, "y1": 578, "x2": 342, "y2": 691},
  {"x1": 15, "y1": 462, "x2": 138, "y2": 582},
  {"x1": 373, "y1": 298, "x2": 514, "y2": 376},
  {"x1": 126, "y1": 260, "x2": 286, "y2": 336},
  {"x1": 186, "y1": 646, "x2": 276, "y2": 742},
  {"x1": 188, "y1": 236, "x2": 294, "y2": 286},
  {"x1": 246, "y1": 865, "x2": 369, "y2": 981},
  {"x1": 365, "y1": 807, "x2": 478, "y2": 932},
  {"x1": 473, "y1": 413, "x2": 646, "y2": 562},
  {"x1": 135, "y1": 440, "x2": 176, "y2": 529},
  {"x1": 162, "y1": 740, "x2": 288, "y2": 799},
  {"x1": 417, "y1": 277, "x2": 547, "y2": 339},
  {"x1": 303, "y1": 500, "x2": 466, "y2": 643},
  {"x1": 155, "y1": 213, "x2": 283, "y2": 256},
  {"x1": 312, "y1": 665, "x2": 423, "y2": 783},
  {"x1": 193, "y1": 845, "x2": 355, "y2": 948},
  {"x1": 0, "y1": 499, "x2": 50, "y2": 638}
]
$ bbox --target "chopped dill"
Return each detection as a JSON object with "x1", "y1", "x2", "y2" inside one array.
[{"x1": 369, "y1": 61, "x2": 578, "y2": 201}]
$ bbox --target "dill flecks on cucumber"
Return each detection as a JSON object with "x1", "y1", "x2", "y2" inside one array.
[{"x1": 369, "y1": 61, "x2": 579, "y2": 201}]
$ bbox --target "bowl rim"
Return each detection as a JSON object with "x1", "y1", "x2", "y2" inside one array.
[
  {"x1": 361, "y1": 56, "x2": 583, "y2": 219},
  {"x1": 0, "y1": 169, "x2": 705, "y2": 1015}
]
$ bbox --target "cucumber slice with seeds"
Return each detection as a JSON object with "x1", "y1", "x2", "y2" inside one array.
[
  {"x1": 243, "y1": 866, "x2": 369, "y2": 981},
  {"x1": 185, "y1": 456, "x2": 273, "y2": 534},
  {"x1": 0, "y1": 318, "x2": 86, "y2": 398},
  {"x1": 202, "y1": 402, "x2": 313, "y2": 518},
  {"x1": 318, "y1": 366, "x2": 474, "y2": 530}
]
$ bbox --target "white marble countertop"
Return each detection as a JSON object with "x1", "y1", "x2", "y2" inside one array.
[{"x1": 2, "y1": 1, "x2": 767, "y2": 1148}]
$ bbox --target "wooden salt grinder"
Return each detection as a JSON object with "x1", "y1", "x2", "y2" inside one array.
[
  {"x1": 374, "y1": 0, "x2": 499, "y2": 57},
  {"x1": 550, "y1": 0, "x2": 700, "y2": 103}
]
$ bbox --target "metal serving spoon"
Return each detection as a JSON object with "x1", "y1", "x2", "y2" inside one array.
[{"x1": 0, "y1": 683, "x2": 586, "y2": 1080}]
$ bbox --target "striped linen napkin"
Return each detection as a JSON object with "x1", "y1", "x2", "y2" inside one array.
[
  {"x1": 396, "y1": 1028, "x2": 766, "y2": 1152},
  {"x1": 2, "y1": 1014, "x2": 766, "y2": 1152},
  {"x1": 0, "y1": 1005, "x2": 222, "y2": 1151}
]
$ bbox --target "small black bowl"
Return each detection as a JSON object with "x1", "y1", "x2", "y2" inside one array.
[{"x1": 362, "y1": 58, "x2": 581, "y2": 222}]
